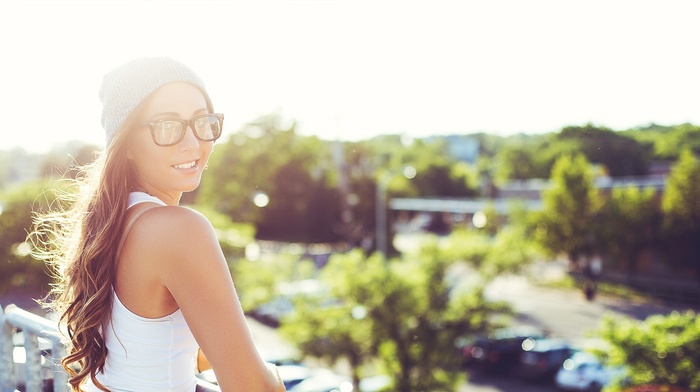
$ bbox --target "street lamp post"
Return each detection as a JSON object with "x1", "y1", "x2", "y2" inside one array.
[
  {"x1": 375, "y1": 174, "x2": 389, "y2": 256},
  {"x1": 375, "y1": 166, "x2": 416, "y2": 256}
]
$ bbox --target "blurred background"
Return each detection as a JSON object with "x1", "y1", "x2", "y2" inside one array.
[{"x1": 1, "y1": 1, "x2": 700, "y2": 391}]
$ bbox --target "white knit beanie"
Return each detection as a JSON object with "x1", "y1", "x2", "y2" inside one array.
[{"x1": 99, "y1": 57, "x2": 213, "y2": 147}]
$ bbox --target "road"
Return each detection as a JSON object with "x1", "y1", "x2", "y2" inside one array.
[
  {"x1": 484, "y1": 272, "x2": 687, "y2": 343},
  {"x1": 457, "y1": 267, "x2": 694, "y2": 392}
]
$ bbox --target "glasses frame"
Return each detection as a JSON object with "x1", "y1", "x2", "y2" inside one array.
[{"x1": 140, "y1": 113, "x2": 224, "y2": 147}]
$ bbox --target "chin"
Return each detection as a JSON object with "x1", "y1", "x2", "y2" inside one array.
[
  {"x1": 176, "y1": 179, "x2": 203, "y2": 193},
  {"x1": 182, "y1": 183, "x2": 201, "y2": 193}
]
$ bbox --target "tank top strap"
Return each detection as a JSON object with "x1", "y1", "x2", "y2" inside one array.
[
  {"x1": 128, "y1": 191, "x2": 168, "y2": 208},
  {"x1": 117, "y1": 205, "x2": 161, "y2": 261}
]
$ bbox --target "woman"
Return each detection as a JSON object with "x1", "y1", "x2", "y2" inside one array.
[{"x1": 33, "y1": 58, "x2": 285, "y2": 391}]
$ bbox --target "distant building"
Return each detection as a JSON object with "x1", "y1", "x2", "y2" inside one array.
[
  {"x1": 425, "y1": 135, "x2": 480, "y2": 164},
  {"x1": 445, "y1": 136, "x2": 480, "y2": 164}
]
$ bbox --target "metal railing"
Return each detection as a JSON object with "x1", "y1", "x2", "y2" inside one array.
[
  {"x1": 0, "y1": 304, "x2": 69, "y2": 392},
  {"x1": 1, "y1": 305, "x2": 222, "y2": 392}
]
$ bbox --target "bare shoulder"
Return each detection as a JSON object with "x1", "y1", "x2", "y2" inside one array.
[
  {"x1": 135, "y1": 205, "x2": 213, "y2": 231},
  {"x1": 128, "y1": 205, "x2": 220, "y2": 261}
]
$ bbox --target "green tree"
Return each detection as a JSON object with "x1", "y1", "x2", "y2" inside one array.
[
  {"x1": 198, "y1": 115, "x2": 342, "y2": 243},
  {"x1": 495, "y1": 125, "x2": 652, "y2": 181},
  {"x1": 600, "y1": 187, "x2": 659, "y2": 276},
  {"x1": 282, "y1": 240, "x2": 510, "y2": 392},
  {"x1": 0, "y1": 180, "x2": 56, "y2": 295},
  {"x1": 337, "y1": 141, "x2": 378, "y2": 248},
  {"x1": 495, "y1": 145, "x2": 544, "y2": 181},
  {"x1": 232, "y1": 255, "x2": 315, "y2": 313},
  {"x1": 194, "y1": 205, "x2": 255, "y2": 260},
  {"x1": 661, "y1": 149, "x2": 700, "y2": 279},
  {"x1": 485, "y1": 226, "x2": 540, "y2": 276},
  {"x1": 377, "y1": 137, "x2": 479, "y2": 199},
  {"x1": 557, "y1": 124, "x2": 650, "y2": 177},
  {"x1": 623, "y1": 123, "x2": 700, "y2": 160},
  {"x1": 594, "y1": 311, "x2": 700, "y2": 391},
  {"x1": 537, "y1": 154, "x2": 601, "y2": 265},
  {"x1": 282, "y1": 290, "x2": 373, "y2": 391}
]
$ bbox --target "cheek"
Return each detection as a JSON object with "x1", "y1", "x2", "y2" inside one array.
[
  {"x1": 129, "y1": 142, "x2": 168, "y2": 175},
  {"x1": 201, "y1": 142, "x2": 214, "y2": 160}
]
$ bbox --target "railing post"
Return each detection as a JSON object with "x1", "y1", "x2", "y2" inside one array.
[
  {"x1": 51, "y1": 339, "x2": 68, "y2": 392},
  {"x1": 0, "y1": 306, "x2": 17, "y2": 392},
  {"x1": 23, "y1": 330, "x2": 42, "y2": 392},
  {"x1": 3, "y1": 305, "x2": 70, "y2": 392}
]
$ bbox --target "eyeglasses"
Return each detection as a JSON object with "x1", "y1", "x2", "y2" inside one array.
[{"x1": 139, "y1": 113, "x2": 224, "y2": 146}]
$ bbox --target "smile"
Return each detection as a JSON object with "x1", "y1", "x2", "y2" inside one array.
[{"x1": 173, "y1": 160, "x2": 197, "y2": 169}]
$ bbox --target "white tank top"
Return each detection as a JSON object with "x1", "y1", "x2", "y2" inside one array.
[{"x1": 84, "y1": 192, "x2": 199, "y2": 391}]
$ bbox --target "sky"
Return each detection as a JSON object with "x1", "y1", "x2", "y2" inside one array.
[{"x1": 1, "y1": 0, "x2": 700, "y2": 153}]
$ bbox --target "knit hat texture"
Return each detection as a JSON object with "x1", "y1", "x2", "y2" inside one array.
[{"x1": 99, "y1": 57, "x2": 213, "y2": 147}]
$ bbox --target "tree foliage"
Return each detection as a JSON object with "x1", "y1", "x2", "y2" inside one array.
[
  {"x1": 599, "y1": 187, "x2": 659, "y2": 274},
  {"x1": 198, "y1": 115, "x2": 342, "y2": 243},
  {"x1": 281, "y1": 241, "x2": 511, "y2": 392},
  {"x1": 0, "y1": 180, "x2": 57, "y2": 295},
  {"x1": 594, "y1": 311, "x2": 700, "y2": 391},
  {"x1": 557, "y1": 125, "x2": 649, "y2": 177},
  {"x1": 232, "y1": 254, "x2": 316, "y2": 313},
  {"x1": 495, "y1": 145, "x2": 547, "y2": 181},
  {"x1": 198, "y1": 114, "x2": 480, "y2": 244},
  {"x1": 496, "y1": 124, "x2": 651, "y2": 181},
  {"x1": 661, "y1": 149, "x2": 700, "y2": 278},
  {"x1": 279, "y1": 223, "x2": 537, "y2": 391},
  {"x1": 536, "y1": 154, "x2": 601, "y2": 263},
  {"x1": 623, "y1": 123, "x2": 700, "y2": 160}
]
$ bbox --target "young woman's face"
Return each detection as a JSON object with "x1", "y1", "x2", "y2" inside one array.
[{"x1": 127, "y1": 82, "x2": 215, "y2": 202}]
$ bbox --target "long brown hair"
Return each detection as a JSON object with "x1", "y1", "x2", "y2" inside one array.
[{"x1": 31, "y1": 127, "x2": 134, "y2": 391}]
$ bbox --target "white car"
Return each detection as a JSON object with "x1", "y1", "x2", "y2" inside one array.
[
  {"x1": 555, "y1": 351, "x2": 626, "y2": 392},
  {"x1": 288, "y1": 369, "x2": 353, "y2": 392}
]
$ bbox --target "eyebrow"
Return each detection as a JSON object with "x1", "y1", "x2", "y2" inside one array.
[{"x1": 151, "y1": 108, "x2": 209, "y2": 119}]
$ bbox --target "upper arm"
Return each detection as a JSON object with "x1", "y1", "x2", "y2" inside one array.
[{"x1": 145, "y1": 208, "x2": 276, "y2": 391}]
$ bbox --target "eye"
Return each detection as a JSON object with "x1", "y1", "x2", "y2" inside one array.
[{"x1": 154, "y1": 121, "x2": 183, "y2": 145}]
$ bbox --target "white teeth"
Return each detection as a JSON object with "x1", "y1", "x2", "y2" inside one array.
[{"x1": 174, "y1": 161, "x2": 196, "y2": 169}]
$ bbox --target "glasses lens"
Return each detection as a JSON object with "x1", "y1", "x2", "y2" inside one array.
[
  {"x1": 153, "y1": 120, "x2": 184, "y2": 146},
  {"x1": 193, "y1": 115, "x2": 222, "y2": 141}
]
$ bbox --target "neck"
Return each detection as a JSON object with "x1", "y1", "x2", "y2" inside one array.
[
  {"x1": 157, "y1": 192, "x2": 182, "y2": 206},
  {"x1": 130, "y1": 185, "x2": 149, "y2": 194},
  {"x1": 129, "y1": 186, "x2": 181, "y2": 206}
]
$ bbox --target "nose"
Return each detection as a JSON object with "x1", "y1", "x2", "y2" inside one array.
[{"x1": 178, "y1": 125, "x2": 200, "y2": 152}]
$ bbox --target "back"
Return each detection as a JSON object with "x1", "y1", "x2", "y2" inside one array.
[
  {"x1": 84, "y1": 292, "x2": 199, "y2": 391},
  {"x1": 84, "y1": 192, "x2": 199, "y2": 391}
]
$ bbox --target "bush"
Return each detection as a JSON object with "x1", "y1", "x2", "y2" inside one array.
[
  {"x1": 0, "y1": 180, "x2": 57, "y2": 296},
  {"x1": 594, "y1": 311, "x2": 700, "y2": 392}
]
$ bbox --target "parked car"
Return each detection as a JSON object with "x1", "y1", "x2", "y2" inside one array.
[
  {"x1": 555, "y1": 351, "x2": 627, "y2": 391},
  {"x1": 253, "y1": 279, "x2": 333, "y2": 327},
  {"x1": 515, "y1": 338, "x2": 573, "y2": 381},
  {"x1": 196, "y1": 348, "x2": 305, "y2": 387},
  {"x1": 198, "y1": 364, "x2": 350, "y2": 392},
  {"x1": 256, "y1": 344, "x2": 303, "y2": 366},
  {"x1": 288, "y1": 369, "x2": 353, "y2": 392},
  {"x1": 277, "y1": 365, "x2": 315, "y2": 390},
  {"x1": 462, "y1": 326, "x2": 548, "y2": 372},
  {"x1": 359, "y1": 375, "x2": 391, "y2": 392}
]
